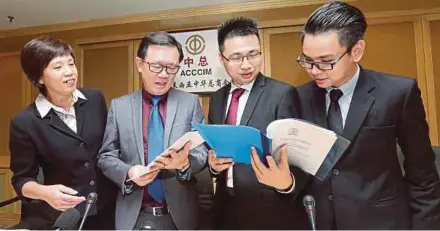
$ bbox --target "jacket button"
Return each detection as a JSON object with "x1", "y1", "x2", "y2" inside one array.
[
  {"x1": 332, "y1": 169, "x2": 340, "y2": 176},
  {"x1": 84, "y1": 162, "x2": 90, "y2": 167},
  {"x1": 79, "y1": 143, "x2": 85, "y2": 148},
  {"x1": 89, "y1": 180, "x2": 95, "y2": 186},
  {"x1": 328, "y1": 194, "x2": 334, "y2": 201}
]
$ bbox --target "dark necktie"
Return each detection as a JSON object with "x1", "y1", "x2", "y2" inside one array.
[
  {"x1": 225, "y1": 88, "x2": 245, "y2": 125},
  {"x1": 327, "y1": 89, "x2": 344, "y2": 135},
  {"x1": 147, "y1": 96, "x2": 165, "y2": 203}
]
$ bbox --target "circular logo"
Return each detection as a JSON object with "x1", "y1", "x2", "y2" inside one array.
[{"x1": 185, "y1": 35, "x2": 206, "y2": 55}]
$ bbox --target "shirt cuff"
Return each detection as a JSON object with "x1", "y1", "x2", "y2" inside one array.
[
  {"x1": 208, "y1": 164, "x2": 220, "y2": 175},
  {"x1": 276, "y1": 173, "x2": 295, "y2": 194},
  {"x1": 176, "y1": 163, "x2": 191, "y2": 180}
]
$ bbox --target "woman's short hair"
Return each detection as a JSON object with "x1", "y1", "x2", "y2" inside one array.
[{"x1": 20, "y1": 36, "x2": 75, "y2": 94}]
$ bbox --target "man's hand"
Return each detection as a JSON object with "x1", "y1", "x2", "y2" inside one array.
[
  {"x1": 208, "y1": 150, "x2": 233, "y2": 173},
  {"x1": 250, "y1": 145, "x2": 294, "y2": 190},
  {"x1": 155, "y1": 142, "x2": 191, "y2": 170},
  {"x1": 41, "y1": 184, "x2": 86, "y2": 211},
  {"x1": 128, "y1": 165, "x2": 161, "y2": 187}
]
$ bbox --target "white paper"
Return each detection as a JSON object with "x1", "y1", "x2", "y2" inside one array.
[
  {"x1": 162, "y1": 131, "x2": 205, "y2": 155},
  {"x1": 126, "y1": 131, "x2": 205, "y2": 181},
  {"x1": 126, "y1": 161, "x2": 161, "y2": 182},
  {"x1": 267, "y1": 119, "x2": 337, "y2": 175}
]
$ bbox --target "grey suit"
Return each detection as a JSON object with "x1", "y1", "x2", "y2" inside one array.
[{"x1": 98, "y1": 88, "x2": 207, "y2": 230}]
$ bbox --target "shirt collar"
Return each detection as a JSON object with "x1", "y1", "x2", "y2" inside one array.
[
  {"x1": 229, "y1": 78, "x2": 256, "y2": 94},
  {"x1": 142, "y1": 88, "x2": 168, "y2": 103},
  {"x1": 326, "y1": 64, "x2": 360, "y2": 95},
  {"x1": 35, "y1": 89, "x2": 86, "y2": 118}
]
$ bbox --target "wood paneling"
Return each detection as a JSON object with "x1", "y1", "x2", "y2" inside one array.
[
  {"x1": 79, "y1": 41, "x2": 135, "y2": 105},
  {"x1": 2, "y1": 0, "x2": 440, "y2": 227},
  {"x1": 428, "y1": 18, "x2": 440, "y2": 145},
  {"x1": 264, "y1": 27, "x2": 310, "y2": 86},
  {"x1": 0, "y1": 54, "x2": 23, "y2": 157},
  {"x1": 361, "y1": 20, "x2": 418, "y2": 79}
]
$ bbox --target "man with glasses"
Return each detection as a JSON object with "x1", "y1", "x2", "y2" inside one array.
[
  {"x1": 98, "y1": 31, "x2": 207, "y2": 230},
  {"x1": 297, "y1": 2, "x2": 440, "y2": 229},
  {"x1": 207, "y1": 17, "x2": 309, "y2": 229}
]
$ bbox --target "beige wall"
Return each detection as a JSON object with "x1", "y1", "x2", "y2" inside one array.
[{"x1": 2, "y1": 0, "x2": 440, "y2": 226}]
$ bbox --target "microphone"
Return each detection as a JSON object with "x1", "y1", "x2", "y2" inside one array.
[
  {"x1": 303, "y1": 195, "x2": 316, "y2": 231},
  {"x1": 53, "y1": 208, "x2": 80, "y2": 230},
  {"x1": 78, "y1": 192, "x2": 98, "y2": 231}
]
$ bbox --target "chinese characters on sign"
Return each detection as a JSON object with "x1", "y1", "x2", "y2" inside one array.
[{"x1": 172, "y1": 30, "x2": 231, "y2": 93}]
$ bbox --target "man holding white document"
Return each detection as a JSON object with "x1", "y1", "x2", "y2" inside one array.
[
  {"x1": 297, "y1": 2, "x2": 440, "y2": 229},
  {"x1": 208, "y1": 17, "x2": 309, "y2": 229},
  {"x1": 97, "y1": 31, "x2": 207, "y2": 230}
]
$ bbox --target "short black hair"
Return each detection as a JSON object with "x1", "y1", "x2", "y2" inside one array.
[
  {"x1": 137, "y1": 31, "x2": 184, "y2": 62},
  {"x1": 302, "y1": 1, "x2": 367, "y2": 51},
  {"x1": 20, "y1": 36, "x2": 75, "y2": 95},
  {"x1": 217, "y1": 17, "x2": 260, "y2": 53}
]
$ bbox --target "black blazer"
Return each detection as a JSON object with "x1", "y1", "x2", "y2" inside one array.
[
  {"x1": 9, "y1": 89, "x2": 116, "y2": 229},
  {"x1": 208, "y1": 73, "x2": 310, "y2": 229},
  {"x1": 298, "y1": 68, "x2": 440, "y2": 229}
]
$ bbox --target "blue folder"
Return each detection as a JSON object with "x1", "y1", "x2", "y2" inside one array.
[
  {"x1": 193, "y1": 123, "x2": 271, "y2": 165},
  {"x1": 193, "y1": 121, "x2": 351, "y2": 181}
]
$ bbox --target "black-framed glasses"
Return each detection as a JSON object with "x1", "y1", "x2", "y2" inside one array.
[
  {"x1": 221, "y1": 51, "x2": 262, "y2": 65},
  {"x1": 143, "y1": 61, "x2": 180, "y2": 75},
  {"x1": 296, "y1": 50, "x2": 349, "y2": 71}
]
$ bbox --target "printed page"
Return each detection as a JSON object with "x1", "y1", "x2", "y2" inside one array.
[{"x1": 267, "y1": 119, "x2": 337, "y2": 175}]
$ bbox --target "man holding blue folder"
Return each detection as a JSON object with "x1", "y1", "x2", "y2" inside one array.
[{"x1": 207, "y1": 17, "x2": 309, "y2": 229}]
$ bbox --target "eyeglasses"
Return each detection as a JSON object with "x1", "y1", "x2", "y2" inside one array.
[
  {"x1": 143, "y1": 61, "x2": 180, "y2": 75},
  {"x1": 296, "y1": 50, "x2": 348, "y2": 71},
  {"x1": 221, "y1": 51, "x2": 262, "y2": 65}
]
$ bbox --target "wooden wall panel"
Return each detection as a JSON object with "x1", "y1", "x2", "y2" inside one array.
[
  {"x1": 361, "y1": 22, "x2": 418, "y2": 79},
  {"x1": 264, "y1": 27, "x2": 310, "y2": 86},
  {"x1": 0, "y1": 54, "x2": 23, "y2": 157},
  {"x1": 80, "y1": 41, "x2": 134, "y2": 106},
  {"x1": 429, "y1": 19, "x2": 440, "y2": 145}
]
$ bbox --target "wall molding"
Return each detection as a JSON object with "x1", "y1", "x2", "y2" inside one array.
[{"x1": 0, "y1": 0, "x2": 343, "y2": 39}]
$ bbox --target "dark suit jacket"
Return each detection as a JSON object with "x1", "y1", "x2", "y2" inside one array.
[
  {"x1": 9, "y1": 89, "x2": 116, "y2": 229},
  {"x1": 298, "y1": 68, "x2": 440, "y2": 229},
  {"x1": 208, "y1": 73, "x2": 310, "y2": 229}
]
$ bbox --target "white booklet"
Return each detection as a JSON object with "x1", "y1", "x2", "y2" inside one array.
[
  {"x1": 126, "y1": 131, "x2": 205, "y2": 181},
  {"x1": 267, "y1": 119, "x2": 349, "y2": 180}
]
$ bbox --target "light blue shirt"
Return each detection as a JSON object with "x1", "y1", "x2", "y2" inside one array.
[{"x1": 325, "y1": 65, "x2": 360, "y2": 128}]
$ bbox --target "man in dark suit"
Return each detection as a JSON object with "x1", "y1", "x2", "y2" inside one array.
[
  {"x1": 207, "y1": 17, "x2": 309, "y2": 229},
  {"x1": 296, "y1": 2, "x2": 440, "y2": 229}
]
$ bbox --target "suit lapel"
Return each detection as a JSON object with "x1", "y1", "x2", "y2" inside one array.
[
  {"x1": 216, "y1": 84, "x2": 230, "y2": 124},
  {"x1": 48, "y1": 110, "x2": 84, "y2": 142},
  {"x1": 342, "y1": 69, "x2": 375, "y2": 142},
  {"x1": 74, "y1": 98, "x2": 86, "y2": 135},
  {"x1": 311, "y1": 85, "x2": 328, "y2": 128},
  {"x1": 131, "y1": 91, "x2": 145, "y2": 165},
  {"x1": 164, "y1": 89, "x2": 178, "y2": 148},
  {"x1": 240, "y1": 74, "x2": 265, "y2": 125}
]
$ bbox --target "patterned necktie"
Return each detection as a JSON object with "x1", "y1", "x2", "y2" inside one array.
[
  {"x1": 225, "y1": 88, "x2": 245, "y2": 125},
  {"x1": 147, "y1": 96, "x2": 165, "y2": 203},
  {"x1": 327, "y1": 89, "x2": 344, "y2": 135}
]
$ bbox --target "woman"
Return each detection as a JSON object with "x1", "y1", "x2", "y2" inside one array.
[{"x1": 9, "y1": 36, "x2": 116, "y2": 229}]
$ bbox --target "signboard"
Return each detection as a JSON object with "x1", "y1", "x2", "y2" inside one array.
[{"x1": 172, "y1": 29, "x2": 230, "y2": 93}]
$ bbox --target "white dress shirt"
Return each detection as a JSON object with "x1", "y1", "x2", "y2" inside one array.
[
  {"x1": 35, "y1": 89, "x2": 87, "y2": 133},
  {"x1": 325, "y1": 65, "x2": 360, "y2": 126},
  {"x1": 211, "y1": 79, "x2": 295, "y2": 193},
  {"x1": 225, "y1": 80, "x2": 255, "y2": 188}
]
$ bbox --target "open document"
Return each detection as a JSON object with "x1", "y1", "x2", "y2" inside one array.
[
  {"x1": 192, "y1": 119, "x2": 350, "y2": 181},
  {"x1": 266, "y1": 119, "x2": 350, "y2": 180},
  {"x1": 127, "y1": 131, "x2": 205, "y2": 181}
]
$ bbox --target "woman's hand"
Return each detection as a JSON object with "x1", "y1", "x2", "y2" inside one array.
[{"x1": 41, "y1": 184, "x2": 86, "y2": 211}]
